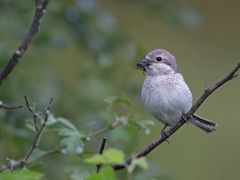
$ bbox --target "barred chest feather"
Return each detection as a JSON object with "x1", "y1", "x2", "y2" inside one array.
[{"x1": 141, "y1": 73, "x2": 192, "y2": 126}]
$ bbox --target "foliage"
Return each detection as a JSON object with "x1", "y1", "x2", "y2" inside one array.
[
  {"x1": 56, "y1": 117, "x2": 86, "y2": 154},
  {"x1": 85, "y1": 148, "x2": 124, "y2": 164},
  {"x1": 0, "y1": 0, "x2": 204, "y2": 179},
  {"x1": 86, "y1": 167, "x2": 116, "y2": 180},
  {"x1": 127, "y1": 157, "x2": 148, "y2": 174},
  {"x1": 0, "y1": 168, "x2": 42, "y2": 180},
  {"x1": 0, "y1": 94, "x2": 155, "y2": 179}
]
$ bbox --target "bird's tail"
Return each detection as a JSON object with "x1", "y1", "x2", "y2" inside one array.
[{"x1": 189, "y1": 115, "x2": 217, "y2": 133}]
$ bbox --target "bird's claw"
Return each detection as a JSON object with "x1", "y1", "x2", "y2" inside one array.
[
  {"x1": 161, "y1": 125, "x2": 170, "y2": 143},
  {"x1": 182, "y1": 113, "x2": 189, "y2": 124},
  {"x1": 161, "y1": 130, "x2": 170, "y2": 143}
]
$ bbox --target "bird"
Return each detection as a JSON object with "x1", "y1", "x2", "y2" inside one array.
[{"x1": 137, "y1": 49, "x2": 217, "y2": 141}]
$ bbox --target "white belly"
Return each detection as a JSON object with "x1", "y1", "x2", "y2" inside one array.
[{"x1": 141, "y1": 74, "x2": 192, "y2": 126}]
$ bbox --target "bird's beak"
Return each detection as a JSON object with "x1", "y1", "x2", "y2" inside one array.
[{"x1": 136, "y1": 58, "x2": 151, "y2": 72}]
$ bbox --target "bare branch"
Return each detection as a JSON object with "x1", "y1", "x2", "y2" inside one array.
[
  {"x1": 0, "y1": 0, "x2": 49, "y2": 85},
  {"x1": 24, "y1": 95, "x2": 39, "y2": 131},
  {"x1": 96, "y1": 137, "x2": 107, "y2": 172},
  {"x1": 88, "y1": 121, "x2": 122, "y2": 138},
  {"x1": 0, "y1": 101, "x2": 22, "y2": 110},
  {"x1": 113, "y1": 62, "x2": 240, "y2": 171},
  {"x1": 0, "y1": 97, "x2": 53, "y2": 172},
  {"x1": 0, "y1": 0, "x2": 51, "y2": 172},
  {"x1": 19, "y1": 97, "x2": 53, "y2": 168}
]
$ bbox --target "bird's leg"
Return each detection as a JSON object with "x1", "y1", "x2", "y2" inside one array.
[{"x1": 161, "y1": 124, "x2": 170, "y2": 143}]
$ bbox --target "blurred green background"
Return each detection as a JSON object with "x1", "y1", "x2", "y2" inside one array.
[{"x1": 0, "y1": 0, "x2": 239, "y2": 179}]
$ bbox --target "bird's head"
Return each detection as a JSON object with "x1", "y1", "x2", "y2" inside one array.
[{"x1": 137, "y1": 49, "x2": 177, "y2": 76}]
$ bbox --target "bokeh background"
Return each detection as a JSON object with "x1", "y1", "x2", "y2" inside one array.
[{"x1": 0, "y1": 0, "x2": 240, "y2": 179}]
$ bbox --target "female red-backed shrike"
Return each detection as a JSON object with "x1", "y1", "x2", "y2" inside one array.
[{"x1": 137, "y1": 49, "x2": 217, "y2": 139}]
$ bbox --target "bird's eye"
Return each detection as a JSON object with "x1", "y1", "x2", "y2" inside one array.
[{"x1": 156, "y1": 57, "x2": 163, "y2": 61}]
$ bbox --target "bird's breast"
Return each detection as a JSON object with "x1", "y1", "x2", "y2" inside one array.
[{"x1": 141, "y1": 74, "x2": 192, "y2": 126}]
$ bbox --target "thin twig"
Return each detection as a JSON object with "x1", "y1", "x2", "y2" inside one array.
[
  {"x1": 3, "y1": 122, "x2": 118, "y2": 170},
  {"x1": 19, "y1": 97, "x2": 53, "y2": 168},
  {"x1": 96, "y1": 137, "x2": 107, "y2": 172},
  {"x1": 0, "y1": 101, "x2": 22, "y2": 110},
  {"x1": 0, "y1": 0, "x2": 49, "y2": 85},
  {"x1": 24, "y1": 95, "x2": 39, "y2": 131},
  {"x1": 0, "y1": 97, "x2": 53, "y2": 172},
  {"x1": 88, "y1": 121, "x2": 121, "y2": 138},
  {"x1": 113, "y1": 62, "x2": 240, "y2": 171}
]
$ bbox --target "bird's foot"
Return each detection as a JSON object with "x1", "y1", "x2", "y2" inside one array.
[
  {"x1": 182, "y1": 113, "x2": 189, "y2": 124},
  {"x1": 161, "y1": 124, "x2": 170, "y2": 143}
]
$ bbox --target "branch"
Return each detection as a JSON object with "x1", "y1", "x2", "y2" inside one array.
[
  {"x1": 0, "y1": 0, "x2": 49, "y2": 85},
  {"x1": 113, "y1": 62, "x2": 240, "y2": 171},
  {"x1": 5, "y1": 121, "x2": 122, "y2": 169},
  {"x1": 88, "y1": 121, "x2": 122, "y2": 138},
  {"x1": 0, "y1": 96, "x2": 53, "y2": 172},
  {"x1": 0, "y1": 101, "x2": 22, "y2": 110},
  {"x1": 19, "y1": 96, "x2": 53, "y2": 168},
  {"x1": 96, "y1": 137, "x2": 107, "y2": 172}
]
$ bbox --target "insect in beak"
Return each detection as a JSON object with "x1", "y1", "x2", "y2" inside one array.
[{"x1": 136, "y1": 58, "x2": 151, "y2": 72}]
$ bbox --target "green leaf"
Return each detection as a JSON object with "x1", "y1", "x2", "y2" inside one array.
[
  {"x1": 57, "y1": 117, "x2": 85, "y2": 154},
  {"x1": 65, "y1": 163, "x2": 94, "y2": 180},
  {"x1": 109, "y1": 126, "x2": 138, "y2": 152},
  {"x1": 114, "y1": 115, "x2": 129, "y2": 125},
  {"x1": 85, "y1": 148, "x2": 124, "y2": 164},
  {"x1": 59, "y1": 127, "x2": 85, "y2": 154},
  {"x1": 57, "y1": 117, "x2": 79, "y2": 131},
  {"x1": 101, "y1": 149, "x2": 124, "y2": 164},
  {"x1": 104, "y1": 94, "x2": 131, "y2": 112},
  {"x1": 127, "y1": 157, "x2": 148, "y2": 173},
  {"x1": 28, "y1": 149, "x2": 48, "y2": 163},
  {"x1": 46, "y1": 113, "x2": 58, "y2": 126},
  {"x1": 0, "y1": 168, "x2": 43, "y2": 180},
  {"x1": 86, "y1": 167, "x2": 116, "y2": 180},
  {"x1": 129, "y1": 117, "x2": 155, "y2": 135}
]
